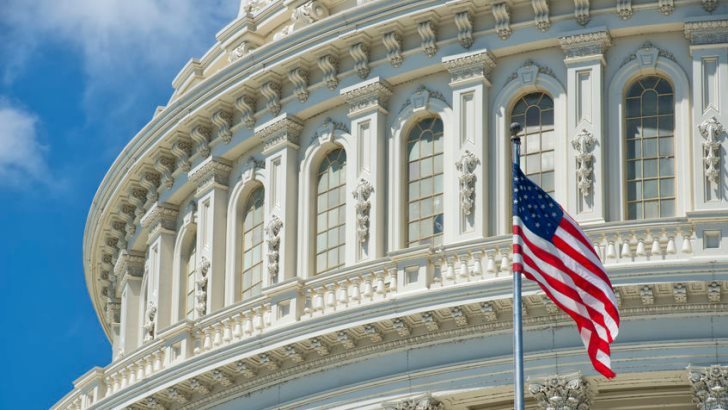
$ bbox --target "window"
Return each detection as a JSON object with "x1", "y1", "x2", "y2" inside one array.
[
  {"x1": 511, "y1": 92, "x2": 555, "y2": 194},
  {"x1": 242, "y1": 187, "x2": 264, "y2": 300},
  {"x1": 185, "y1": 242, "x2": 196, "y2": 320},
  {"x1": 625, "y1": 76, "x2": 675, "y2": 219},
  {"x1": 315, "y1": 149, "x2": 347, "y2": 274},
  {"x1": 407, "y1": 118, "x2": 444, "y2": 247}
]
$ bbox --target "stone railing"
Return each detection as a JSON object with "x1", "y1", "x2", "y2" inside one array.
[{"x1": 57, "y1": 216, "x2": 719, "y2": 409}]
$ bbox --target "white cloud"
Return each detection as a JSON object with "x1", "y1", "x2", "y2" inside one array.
[{"x1": 0, "y1": 100, "x2": 49, "y2": 186}]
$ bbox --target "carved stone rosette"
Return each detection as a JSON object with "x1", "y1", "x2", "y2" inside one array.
[
  {"x1": 266, "y1": 215, "x2": 283, "y2": 284},
  {"x1": 455, "y1": 151, "x2": 479, "y2": 216},
  {"x1": 571, "y1": 128, "x2": 597, "y2": 196},
  {"x1": 352, "y1": 178, "x2": 374, "y2": 243},
  {"x1": 142, "y1": 301, "x2": 157, "y2": 342},
  {"x1": 382, "y1": 394, "x2": 445, "y2": 410},
  {"x1": 688, "y1": 365, "x2": 728, "y2": 410},
  {"x1": 195, "y1": 256, "x2": 211, "y2": 316},
  {"x1": 528, "y1": 373, "x2": 591, "y2": 410},
  {"x1": 699, "y1": 117, "x2": 724, "y2": 184}
]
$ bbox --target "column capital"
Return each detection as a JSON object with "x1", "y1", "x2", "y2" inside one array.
[
  {"x1": 559, "y1": 29, "x2": 611, "y2": 63},
  {"x1": 685, "y1": 18, "x2": 728, "y2": 46},
  {"x1": 255, "y1": 114, "x2": 303, "y2": 153},
  {"x1": 114, "y1": 250, "x2": 146, "y2": 282},
  {"x1": 340, "y1": 76, "x2": 393, "y2": 117},
  {"x1": 382, "y1": 393, "x2": 444, "y2": 410},
  {"x1": 688, "y1": 365, "x2": 728, "y2": 410},
  {"x1": 442, "y1": 49, "x2": 496, "y2": 86},
  {"x1": 189, "y1": 156, "x2": 233, "y2": 194},
  {"x1": 528, "y1": 372, "x2": 592, "y2": 410},
  {"x1": 140, "y1": 203, "x2": 179, "y2": 240}
]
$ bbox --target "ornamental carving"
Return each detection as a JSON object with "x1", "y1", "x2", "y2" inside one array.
[
  {"x1": 619, "y1": 41, "x2": 676, "y2": 69},
  {"x1": 416, "y1": 19, "x2": 438, "y2": 57},
  {"x1": 455, "y1": 151, "x2": 479, "y2": 216},
  {"x1": 353, "y1": 178, "x2": 374, "y2": 243},
  {"x1": 574, "y1": 0, "x2": 590, "y2": 25},
  {"x1": 142, "y1": 301, "x2": 157, "y2": 342},
  {"x1": 228, "y1": 41, "x2": 256, "y2": 63},
  {"x1": 291, "y1": 0, "x2": 329, "y2": 29},
  {"x1": 454, "y1": 10, "x2": 474, "y2": 49},
  {"x1": 508, "y1": 60, "x2": 556, "y2": 85},
  {"x1": 288, "y1": 67, "x2": 309, "y2": 103},
  {"x1": 658, "y1": 0, "x2": 674, "y2": 15},
  {"x1": 212, "y1": 110, "x2": 233, "y2": 144},
  {"x1": 571, "y1": 128, "x2": 597, "y2": 196},
  {"x1": 382, "y1": 30, "x2": 404, "y2": 67},
  {"x1": 684, "y1": 19, "x2": 728, "y2": 46},
  {"x1": 350, "y1": 42, "x2": 370, "y2": 79},
  {"x1": 191, "y1": 125, "x2": 212, "y2": 158},
  {"x1": 153, "y1": 153, "x2": 176, "y2": 190},
  {"x1": 235, "y1": 94, "x2": 257, "y2": 129},
  {"x1": 318, "y1": 53, "x2": 339, "y2": 90},
  {"x1": 398, "y1": 86, "x2": 449, "y2": 116},
  {"x1": 559, "y1": 31, "x2": 611, "y2": 59},
  {"x1": 261, "y1": 81, "x2": 281, "y2": 116},
  {"x1": 266, "y1": 215, "x2": 283, "y2": 284},
  {"x1": 703, "y1": 0, "x2": 718, "y2": 12},
  {"x1": 310, "y1": 117, "x2": 349, "y2": 148},
  {"x1": 443, "y1": 50, "x2": 497, "y2": 83},
  {"x1": 688, "y1": 365, "x2": 728, "y2": 410},
  {"x1": 699, "y1": 117, "x2": 724, "y2": 184},
  {"x1": 532, "y1": 0, "x2": 551, "y2": 31},
  {"x1": 172, "y1": 137, "x2": 193, "y2": 173},
  {"x1": 616, "y1": 0, "x2": 633, "y2": 19},
  {"x1": 528, "y1": 373, "x2": 591, "y2": 410},
  {"x1": 342, "y1": 79, "x2": 393, "y2": 115},
  {"x1": 382, "y1": 394, "x2": 445, "y2": 410},
  {"x1": 492, "y1": 2, "x2": 512, "y2": 40},
  {"x1": 195, "y1": 256, "x2": 210, "y2": 316}
]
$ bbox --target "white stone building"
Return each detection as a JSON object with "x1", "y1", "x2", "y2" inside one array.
[{"x1": 54, "y1": 0, "x2": 728, "y2": 408}]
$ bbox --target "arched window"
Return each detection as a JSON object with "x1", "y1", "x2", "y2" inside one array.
[
  {"x1": 315, "y1": 149, "x2": 347, "y2": 274},
  {"x1": 241, "y1": 187, "x2": 264, "y2": 299},
  {"x1": 625, "y1": 76, "x2": 675, "y2": 219},
  {"x1": 511, "y1": 92, "x2": 555, "y2": 194},
  {"x1": 407, "y1": 118, "x2": 444, "y2": 247},
  {"x1": 184, "y1": 241, "x2": 196, "y2": 320}
]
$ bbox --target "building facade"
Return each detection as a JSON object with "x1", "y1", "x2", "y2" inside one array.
[{"x1": 55, "y1": 0, "x2": 728, "y2": 408}]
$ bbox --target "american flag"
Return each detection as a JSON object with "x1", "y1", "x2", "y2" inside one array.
[{"x1": 511, "y1": 163, "x2": 620, "y2": 378}]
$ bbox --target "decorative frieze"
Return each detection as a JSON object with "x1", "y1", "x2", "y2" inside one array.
[
  {"x1": 532, "y1": 0, "x2": 551, "y2": 31},
  {"x1": 443, "y1": 49, "x2": 497, "y2": 84},
  {"x1": 258, "y1": 353, "x2": 279, "y2": 370},
  {"x1": 153, "y1": 152, "x2": 176, "y2": 190},
  {"x1": 353, "y1": 178, "x2": 374, "y2": 243},
  {"x1": 261, "y1": 80, "x2": 281, "y2": 116},
  {"x1": 699, "y1": 117, "x2": 724, "y2": 184},
  {"x1": 317, "y1": 53, "x2": 340, "y2": 90},
  {"x1": 310, "y1": 337, "x2": 330, "y2": 356},
  {"x1": 454, "y1": 9, "x2": 474, "y2": 49},
  {"x1": 363, "y1": 324, "x2": 383, "y2": 342},
  {"x1": 256, "y1": 115, "x2": 303, "y2": 153},
  {"x1": 528, "y1": 373, "x2": 591, "y2": 410},
  {"x1": 288, "y1": 67, "x2": 310, "y2": 103},
  {"x1": 616, "y1": 0, "x2": 633, "y2": 19},
  {"x1": 337, "y1": 331, "x2": 356, "y2": 349},
  {"x1": 688, "y1": 365, "x2": 728, "y2": 410},
  {"x1": 190, "y1": 125, "x2": 212, "y2": 159},
  {"x1": 493, "y1": 2, "x2": 512, "y2": 40},
  {"x1": 349, "y1": 41, "x2": 370, "y2": 79},
  {"x1": 211, "y1": 369, "x2": 233, "y2": 387},
  {"x1": 341, "y1": 77, "x2": 393, "y2": 115},
  {"x1": 166, "y1": 387, "x2": 189, "y2": 404},
  {"x1": 480, "y1": 302, "x2": 498, "y2": 321},
  {"x1": 284, "y1": 345, "x2": 304, "y2": 363},
  {"x1": 392, "y1": 318, "x2": 411, "y2": 337},
  {"x1": 235, "y1": 94, "x2": 257, "y2": 129},
  {"x1": 421, "y1": 311, "x2": 440, "y2": 331},
  {"x1": 708, "y1": 281, "x2": 721, "y2": 303},
  {"x1": 559, "y1": 31, "x2": 611, "y2": 59},
  {"x1": 382, "y1": 29, "x2": 404, "y2": 68},
  {"x1": 291, "y1": 0, "x2": 329, "y2": 29},
  {"x1": 450, "y1": 306, "x2": 468, "y2": 326},
  {"x1": 188, "y1": 378, "x2": 210, "y2": 395},
  {"x1": 266, "y1": 214, "x2": 283, "y2": 284},
  {"x1": 574, "y1": 0, "x2": 591, "y2": 25},
  {"x1": 143, "y1": 396, "x2": 165, "y2": 410},
  {"x1": 455, "y1": 150, "x2": 479, "y2": 216},
  {"x1": 685, "y1": 19, "x2": 728, "y2": 45},
  {"x1": 640, "y1": 285, "x2": 655, "y2": 305},
  {"x1": 416, "y1": 18, "x2": 438, "y2": 57},
  {"x1": 673, "y1": 283, "x2": 687, "y2": 303},
  {"x1": 571, "y1": 128, "x2": 597, "y2": 196},
  {"x1": 382, "y1": 394, "x2": 445, "y2": 410},
  {"x1": 211, "y1": 109, "x2": 233, "y2": 144},
  {"x1": 228, "y1": 40, "x2": 256, "y2": 63},
  {"x1": 188, "y1": 157, "x2": 232, "y2": 191},
  {"x1": 235, "y1": 361, "x2": 257, "y2": 378}
]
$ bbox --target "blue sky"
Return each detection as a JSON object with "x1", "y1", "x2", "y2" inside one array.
[{"x1": 0, "y1": 1, "x2": 237, "y2": 408}]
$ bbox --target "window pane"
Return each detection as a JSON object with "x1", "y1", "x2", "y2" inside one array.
[
  {"x1": 660, "y1": 178, "x2": 675, "y2": 197},
  {"x1": 659, "y1": 158, "x2": 674, "y2": 177},
  {"x1": 644, "y1": 201, "x2": 659, "y2": 219},
  {"x1": 315, "y1": 149, "x2": 347, "y2": 274},
  {"x1": 644, "y1": 180, "x2": 658, "y2": 199},
  {"x1": 644, "y1": 159, "x2": 658, "y2": 178},
  {"x1": 643, "y1": 138, "x2": 657, "y2": 157},
  {"x1": 660, "y1": 199, "x2": 675, "y2": 217}
]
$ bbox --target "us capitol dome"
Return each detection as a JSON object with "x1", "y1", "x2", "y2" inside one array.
[{"x1": 55, "y1": 0, "x2": 728, "y2": 408}]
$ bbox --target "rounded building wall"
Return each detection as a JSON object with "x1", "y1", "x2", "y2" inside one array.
[{"x1": 57, "y1": 0, "x2": 728, "y2": 409}]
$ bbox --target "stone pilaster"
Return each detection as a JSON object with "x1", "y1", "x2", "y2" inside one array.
[
  {"x1": 688, "y1": 365, "x2": 728, "y2": 410},
  {"x1": 341, "y1": 77, "x2": 392, "y2": 263},
  {"x1": 114, "y1": 250, "x2": 145, "y2": 355},
  {"x1": 528, "y1": 372, "x2": 592, "y2": 409},
  {"x1": 188, "y1": 157, "x2": 232, "y2": 317},
  {"x1": 560, "y1": 30, "x2": 611, "y2": 224},
  {"x1": 442, "y1": 49, "x2": 496, "y2": 242},
  {"x1": 257, "y1": 114, "x2": 302, "y2": 285}
]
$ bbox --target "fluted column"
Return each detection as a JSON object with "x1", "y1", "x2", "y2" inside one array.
[
  {"x1": 256, "y1": 114, "x2": 302, "y2": 285},
  {"x1": 140, "y1": 203, "x2": 179, "y2": 333},
  {"x1": 560, "y1": 31, "x2": 611, "y2": 224},
  {"x1": 341, "y1": 77, "x2": 392, "y2": 263},
  {"x1": 115, "y1": 250, "x2": 145, "y2": 355},
  {"x1": 686, "y1": 19, "x2": 728, "y2": 209},
  {"x1": 528, "y1": 373, "x2": 592, "y2": 409},
  {"x1": 689, "y1": 365, "x2": 728, "y2": 410},
  {"x1": 188, "y1": 157, "x2": 232, "y2": 316},
  {"x1": 442, "y1": 49, "x2": 496, "y2": 241}
]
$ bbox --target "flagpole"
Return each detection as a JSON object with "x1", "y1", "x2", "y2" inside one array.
[{"x1": 510, "y1": 121, "x2": 525, "y2": 410}]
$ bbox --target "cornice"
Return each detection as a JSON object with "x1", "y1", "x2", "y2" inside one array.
[
  {"x1": 188, "y1": 157, "x2": 233, "y2": 192},
  {"x1": 684, "y1": 18, "x2": 728, "y2": 46},
  {"x1": 140, "y1": 203, "x2": 179, "y2": 239},
  {"x1": 340, "y1": 77, "x2": 393, "y2": 116},
  {"x1": 255, "y1": 114, "x2": 304, "y2": 153},
  {"x1": 442, "y1": 48, "x2": 497, "y2": 85},
  {"x1": 559, "y1": 29, "x2": 612, "y2": 61},
  {"x1": 113, "y1": 250, "x2": 145, "y2": 281}
]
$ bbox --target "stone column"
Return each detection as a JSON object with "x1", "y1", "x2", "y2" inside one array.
[
  {"x1": 686, "y1": 19, "x2": 728, "y2": 209},
  {"x1": 341, "y1": 77, "x2": 392, "y2": 263},
  {"x1": 442, "y1": 49, "x2": 496, "y2": 242},
  {"x1": 188, "y1": 157, "x2": 232, "y2": 317},
  {"x1": 115, "y1": 250, "x2": 145, "y2": 355},
  {"x1": 256, "y1": 114, "x2": 302, "y2": 285},
  {"x1": 528, "y1": 372, "x2": 592, "y2": 409},
  {"x1": 559, "y1": 31, "x2": 611, "y2": 224},
  {"x1": 140, "y1": 203, "x2": 179, "y2": 334},
  {"x1": 689, "y1": 365, "x2": 728, "y2": 410}
]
